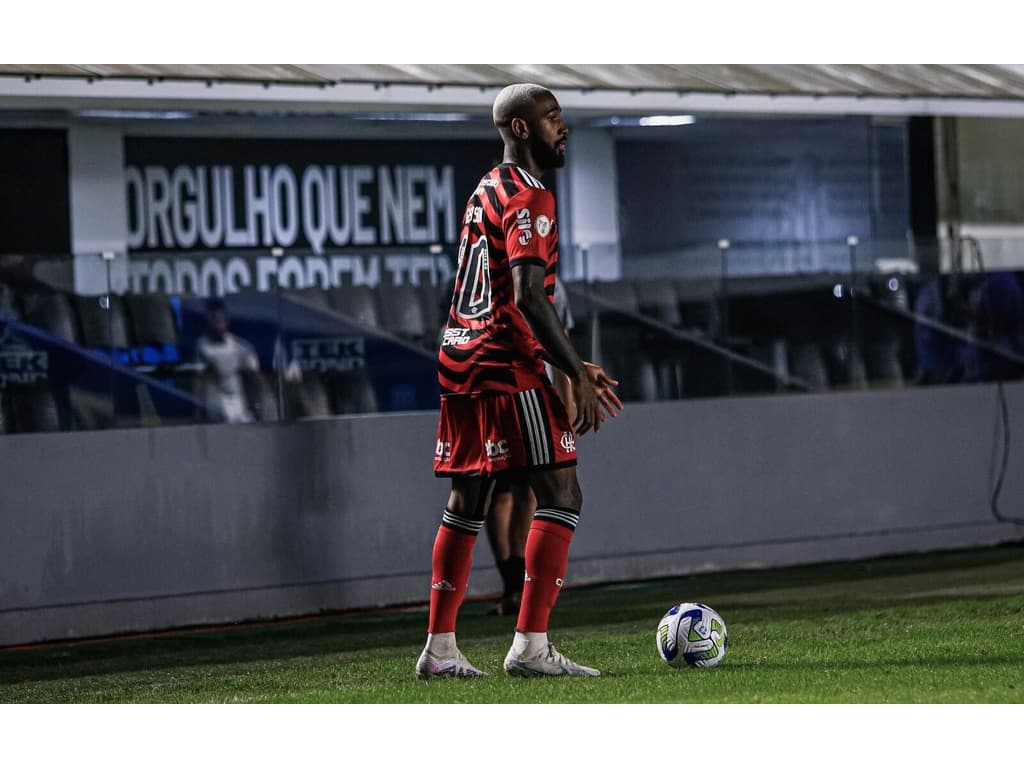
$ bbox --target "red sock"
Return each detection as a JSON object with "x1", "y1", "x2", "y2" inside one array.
[
  {"x1": 427, "y1": 524, "x2": 477, "y2": 634},
  {"x1": 517, "y1": 519, "x2": 575, "y2": 633}
]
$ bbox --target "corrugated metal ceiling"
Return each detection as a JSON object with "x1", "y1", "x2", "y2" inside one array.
[{"x1": 3, "y1": 63, "x2": 1024, "y2": 99}]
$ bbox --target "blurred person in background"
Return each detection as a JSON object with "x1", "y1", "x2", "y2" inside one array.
[{"x1": 196, "y1": 298, "x2": 260, "y2": 423}]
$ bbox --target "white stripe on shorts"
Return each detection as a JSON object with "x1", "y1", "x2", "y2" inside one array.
[{"x1": 518, "y1": 389, "x2": 550, "y2": 466}]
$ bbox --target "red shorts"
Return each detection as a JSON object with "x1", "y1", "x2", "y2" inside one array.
[{"x1": 434, "y1": 383, "x2": 578, "y2": 477}]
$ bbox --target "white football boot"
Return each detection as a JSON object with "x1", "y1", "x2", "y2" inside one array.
[
  {"x1": 503, "y1": 632, "x2": 600, "y2": 678},
  {"x1": 415, "y1": 633, "x2": 487, "y2": 680}
]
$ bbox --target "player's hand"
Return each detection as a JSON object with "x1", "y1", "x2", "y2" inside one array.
[{"x1": 571, "y1": 362, "x2": 623, "y2": 436}]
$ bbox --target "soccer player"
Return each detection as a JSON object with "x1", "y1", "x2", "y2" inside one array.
[{"x1": 416, "y1": 83, "x2": 623, "y2": 679}]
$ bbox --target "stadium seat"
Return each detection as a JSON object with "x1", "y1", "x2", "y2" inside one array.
[
  {"x1": 0, "y1": 388, "x2": 11, "y2": 433},
  {"x1": 329, "y1": 285, "x2": 381, "y2": 330},
  {"x1": 326, "y1": 367, "x2": 379, "y2": 414},
  {"x1": 21, "y1": 291, "x2": 80, "y2": 345},
  {"x1": 66, "y1": 385, "x2": 116, "y2": 431},
  {"x1": 788, "y1": 342, "x2": 830, "y2": 391},
  {"x1": 4, "y1": 383, "x2": 72, "y2": 432},
  {"x1": 863, "y1": 340, "x2": 905, "y2": 387},
  {"x1": 418, "y1": 280, "x2": 450, "y2": 343},
  {"x1": 586, "y1": 279, "x2": 640, "y2": 314},
  {"x1": 674, "y1": 280, "x2": 722, "y2": 338},
  {"x1": 633, "y1": 278, "x2": 682, "y2": 326},
  {"x1": 746, "y1": 338, "x2": 791, "y2": 392},
  {"x1": 73, "y1": 293, "x2": 132, "y2": 361},
  {"x1": 125, "y1": 292, "x2": 181, "y2": 365},
  {"x1": 823, "y1": 339, "x2": 868, "y2": 389},
  {"x1": 376, "y1": 282, "x2": 430, "y2": 347},
  {"x1": 286, "y1": 374, "x2": 331, "y2": 420},
  {"x1": 678, "y1": 345, "x2": 730, "y2": 398},
  {"x1": 0, "y1": 282, "x2": 20, "y2": 319},
  {"x1": 283, "y1": 287, "x2": 332, "y2": 312}
]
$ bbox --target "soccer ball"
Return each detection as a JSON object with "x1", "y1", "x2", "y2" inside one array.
[{"x1": 656, "y1": 602, "x2": 729, "y2": 668}]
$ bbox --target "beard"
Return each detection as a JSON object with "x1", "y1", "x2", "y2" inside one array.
[{"x1": 529, "y1": 134, "x2": 566, "y2": 170}]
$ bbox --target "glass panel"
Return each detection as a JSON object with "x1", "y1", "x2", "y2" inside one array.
[
  {"x1": 123, "y1": 246, "x2": 447, "y2": 425},
  {"x1": 574, "y1": 235, "x2": 1024, "y2": 404}
]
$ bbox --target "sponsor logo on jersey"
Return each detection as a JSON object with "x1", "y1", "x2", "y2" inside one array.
[
  {"x1": 516, "y1": 207, "x2": 533, "y2": 247},
  {"x1": 442, "y1": 327, "x2": 472, "y2": 347},
  {"x1": 535, "y1": 215, "x2": 553, "y2": 237},
  {"x1": 485, "y1": 438, "x2": 510, "y2": 459},
  {"x1": 560, "y1": 431, "x2": 576, "y2": 452}
]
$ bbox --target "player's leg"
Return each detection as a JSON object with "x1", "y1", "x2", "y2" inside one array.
[
  {"x1": 416, "y1": 474, "x2": 493, "y2": 679},
  {"x1": 484, "y1": 473, "x2": 518, "y2": 615},
  {"x1": 499, "y1": 478, "x2": 534, "y2": 615},
  {"x1": 499, "y1": 384, "x2": 599, "y2": 677},
  {"x1": 418, "y1": 394, "x2": 494, "y2": 679}
]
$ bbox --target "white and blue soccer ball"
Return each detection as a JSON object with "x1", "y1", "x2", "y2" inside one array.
[{"x1": 656, "y1": 602, "x2": 729, "y2": 668}]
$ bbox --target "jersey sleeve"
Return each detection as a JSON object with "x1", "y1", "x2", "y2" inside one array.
[{"x1": 502, "y1": 187, "x2": 558, "y2": 269}]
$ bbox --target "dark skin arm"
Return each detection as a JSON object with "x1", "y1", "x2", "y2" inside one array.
[
  {"x1": 552, "y1": 329, "x2": 576, "y2": 423},
  {"x1": 512, "y1": 263, "x2": 623, "y2": 435}
]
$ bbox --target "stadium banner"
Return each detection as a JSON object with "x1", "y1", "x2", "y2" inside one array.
[
  {"x1": 122, "y1": 136, "x2": 502, "y2": 292},
  {"x1": 126, "y1": 249, "x2": 455, "y2": 295},
  {"x1": 124, "y1": 136, "x2": 501, "y2": 253}
]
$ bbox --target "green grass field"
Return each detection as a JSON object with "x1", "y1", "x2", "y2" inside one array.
[{"x1": 3, "y1": 543, "x2": 1024, "y2": 704}]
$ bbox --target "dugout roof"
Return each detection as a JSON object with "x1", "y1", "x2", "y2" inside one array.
[{"x1": 2, "y1": 64, "x2": 1024, "y2": 118}]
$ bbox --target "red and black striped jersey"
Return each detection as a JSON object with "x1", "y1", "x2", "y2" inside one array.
[{"x1": 438, "y1": 163, "x2": 560, "y2": 396}]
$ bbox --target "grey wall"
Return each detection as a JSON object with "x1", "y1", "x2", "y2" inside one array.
[{"x1": 2, "y1": 382, "x2": 1022, "y2": 646}]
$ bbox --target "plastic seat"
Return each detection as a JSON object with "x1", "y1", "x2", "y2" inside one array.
[
  {"x1": 633, "y1": 278, "x2": 682, "y2": 326},
  {"x1": 863, "y1": 340, "x2": 905, "y2": 387},
  {"x1": 329, "y1": 285, "x2": 381, "y2": 329},
  {"x1": 125, "y1": 293, "x2": 178, "y2": 346},
  {"x1": 327, "y1": 367, "x2": 379, "y2": 414},
  {"x1": 376, "y1": 283, "x2": 429, "y2": 345},
  {"x1": 4, "y1": 383, "x2": 72, "y2": 432},
  {"x1": 283, "y1": 287, "x2": 332, "y2": 312},
  {"x1": 21, "y1": 291, "x2": 80, "y2": 344},
  {"x1": 73, "y1": 294, "x2": 132, "y2": 358},
  {"x1": 747, "y1": 338, "x2": 791, "y2": 392},
  {"x1": 0, "y1": 388, "x2": 11, "y2": 433},
  {"x1": 788, "y1": 343, "x2": 829, "y2": 390},
  {"x1": 287, "y1": 374, "x2": 331, "y2": 419},
  {"x1": 125, "y1": 292, "x2": 181, "y2": 365},
  {"x1": 586, "y1": 279, "x2": 640, "y2": 314},
  {"x1": 678, "y1": 300, "x2": 721, "y2": 337},
  {"x1": 0, "y1": 282, "x2": 20, "y2": 319},
  {"x1": 823, "y1": 339, "x2": 867, "y2": 389},
  {"x1": 419, "y1": 281, "x2": 451, "y2": 341}
]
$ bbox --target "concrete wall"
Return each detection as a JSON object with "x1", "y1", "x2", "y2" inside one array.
[{"x1": 2, "y1": 382, "x2": 1022, "y2": 647}]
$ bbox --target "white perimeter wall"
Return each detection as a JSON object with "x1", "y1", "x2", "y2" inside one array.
[{"x1": 1, "y1": 382, "x2": 1021, "y2": 646}]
